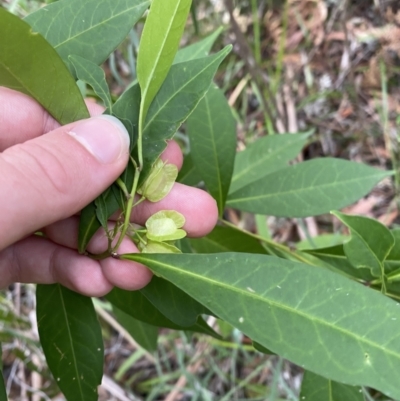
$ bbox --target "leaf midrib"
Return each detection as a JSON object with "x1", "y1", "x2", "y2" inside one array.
[
  {"x1": 52, "y1": 2, "x2": 148, "y2": 49},
  {"x1": 0, "y1": 60, "x2": 39, "y2": 101},
  {"x1": 132, "y1": 256, "x2": 400, "y2": 361},
  {"x1": 348, "y1": 231, "x2": 383, "y2": 272},
  {"x1": 231, "y1": 138, "x2": 304, "y2": 184},
  {"x1": 143, "y1": 52, "x2": 226, "y2": 132},
  {"x1": 351, "y1": 226, "x2": 394, "y2": 265},
  {"x1": 228, "y1": 172, "x2": 387, "y2": 204},
  {"x1": 139, "y1": 0, "x2": 182, "y2": 106},
  {"x1": 58, "y1": 285, "x2": 84, "y2": 400}
]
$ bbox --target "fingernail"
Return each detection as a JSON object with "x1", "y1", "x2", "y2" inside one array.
[{"x1": 68, "y1": 115, "x2": 130, "y2": 164}]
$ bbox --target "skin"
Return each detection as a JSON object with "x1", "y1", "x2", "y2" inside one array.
[{"x1": 0, "y1": 87, "x2": 218, "y2": 296}]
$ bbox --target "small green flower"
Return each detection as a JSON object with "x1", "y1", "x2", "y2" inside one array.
[
  {"x1": 145, "y1": 210, "x2": 187, "y2": 242},
  {"x1": 138, "y1": 159, "x2": 178, "y2": 202}
]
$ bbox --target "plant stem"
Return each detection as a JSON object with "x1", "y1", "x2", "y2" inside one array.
[
  {"x1": 137, "y1": 104, "x2": 145, "y2": 171},
  {"x1": 112, "y1": 160, "x2": 141, "y2": 252},
  {"x1": 116, "y1": 178, "x2": 131, "y2": 199},
  {"x1": 135, "y1": 231, "x2": 147, "y2": 245},
  {"x1": 132, "y1": 196, "x2": 146, "y2": 208},
  {"x1": 88, "y1": 250, "x2": 112, "y2": 260},
  {"x1": 372, "y1": 267, "x2": 400, "y2": 285},
  {"x1": 380, "y1": 290, "x2": 400, "y2": 301},
  {"x1": 113, "y1": 74, "x2": 147, "y2": 252}
]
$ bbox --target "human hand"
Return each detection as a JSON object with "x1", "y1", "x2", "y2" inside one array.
[{"x1": 0, "y1": 87, "x2": 218, "y2": 296}]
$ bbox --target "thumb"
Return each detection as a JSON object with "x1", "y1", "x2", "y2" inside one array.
[{"x1": 0, "y1": 115, "x2": 130, "y2": 249}]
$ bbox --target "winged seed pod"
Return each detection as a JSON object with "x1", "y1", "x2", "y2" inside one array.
[
  {"x1": 138, "y1": 239, "x2": 181, "y2": 254},
  {"x1": 145, "y1": 210, "x2": 187, "y2": 242},
  {"x1": 137, "y1": 159, "x2": 178, "y2": 202}
]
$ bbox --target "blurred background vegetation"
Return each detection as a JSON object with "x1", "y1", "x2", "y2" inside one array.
[{"x1": 1, "y1": 0, "x2": 400, "y2": 399}]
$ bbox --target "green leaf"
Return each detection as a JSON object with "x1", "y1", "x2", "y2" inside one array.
[
  {"x1": 304, "y1": 245, "x2": 375, "y2": 282},
  {"x1": 177, "y1": 237, "x2": 194, "y2": 254},
  {"x1": 189, "y1": 226, "x2": 268, "y2": 254},
  {"x1": 123, "y1": 252, "x2": 400, "y2": 400},
  {"x1": 106, "y1": 288, "x2": 219, "y2": 338},
  {"x1": 300, "y1": 371, "x2": 365, "y2": 401},
  {"x1": 140, "y1": 46, "x2": 231, "y2": 183},
  {"x1": 332, "y1": 211, "x2": 395, "y2": 278},
  {"x1": 177, "y1": 153, "x2": 202, "y2": 186},
  {"x1": 24, "y1": 0, "x2": 150, "y2": 76},
  {"x1": 111, "y1": 182, "x2": 128, "y2": 214},
  {"x1": 78, "y1": 189, "x2": 119, "y2": 253},
  {"x1": 141, "y1": 276, "x2": 211, "y2": 327},
  {"x1": 69, "y1": 55, "x2": 112, "y2": 110},
  {"x1": 296, "y1": 234, "x2": 348, "y2": 250},
  {"x1": 0, "y1": 375, "x2": 5, "y2": 401},
  {"x1": 0, "y1": 8, "x2": 89, "y2": 125},
  {"x1": 113, "y1": 306, "x2": 158, "y2": 352},
  {"x1": 94, "y1": 191, "x2": 110, "y2": 230},
  {"x1": 107, "y1": 288, "x2": 182, "y2": 328},
  {"x1": 137, "y1": 0, "x2": 192, "y2": 123},
  {"x1": 174, "y1": 27, "x2": 223, "y2": 64},
  {"x1": 252, "y1": 341, "x2": 274, "y2": 355},
  {"x1": 112, "y1": 83, "x2": 141, "y2": 148},
  {"x1": 388, "y1": 228, "x2": 400, "y2": 261},
  {"x1": 78, "y1": 203, "x2": 98, "y2": 254},
  {"x1": 384, "y1": 229, "x2": 400, "y2": 285},
  {"x1": 229, "y1": 132, "x2": 312, "y2": 194},
  {"x1": 227, "y1": 159, "x2": 390, "y2": 217},
  {"x1": 36, "y1": 284, "x2": 103, "y2": 401},
  {"x1": 187, "y1": 85, "x2": 236, "y2": 215}
]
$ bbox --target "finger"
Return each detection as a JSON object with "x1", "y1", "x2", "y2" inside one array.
[
  {"x1": 0, "y1": 87, "x2": 57, "y2": 150},
  {"x1": 0, "y1": 236, "x2": 113, "y2": 297},
  {"x1": 85, "y1": 98, "x2": 106, "y2": 117},
  {"x1": 132, "y1": 183, "x2": 218, "y2": 237},
  {"x1": 0, "y1": 87, "x2": 106, "y2": 151},
  {"x1": 0, "y1": 115, "x2": 130, "y2": 250},
  {"x1": 89, "y1": 232, "x2": 153, "y2": 290},
  {"x1": 45, "y1": 180, "x2": 218, "y2": 252},
  {"x1": 159, "y1": 140, "x2": 183, "y2": 170},
  {"x1": 43, "y1": 217, "x2": 152, "y2": 291},
  {"x1": 43, "y1": 136, "x2": 187, "y2": 248}
]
